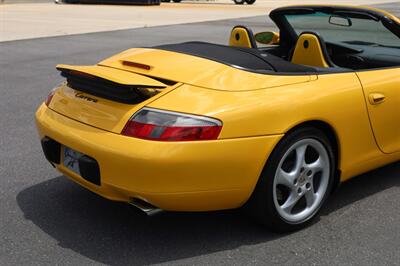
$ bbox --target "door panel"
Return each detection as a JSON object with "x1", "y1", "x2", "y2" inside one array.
[{"x1": 357, "y1": 68, "x2": 400, "y2": 154}]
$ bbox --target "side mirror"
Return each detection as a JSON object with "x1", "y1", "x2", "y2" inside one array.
[{"x1": 254, "y1": 31, "x2": 280, "y2": 45}]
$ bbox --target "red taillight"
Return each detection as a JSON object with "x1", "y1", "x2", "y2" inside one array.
[
  {"x1": 45, "y1": 88, "x2": 57, "y2": 107},
  {"x1": 121, "y1": 61, "x2": 152, "y2": 71},
  {"x1": 122, "y1": 108, "x2": 222, "y2": 141}
]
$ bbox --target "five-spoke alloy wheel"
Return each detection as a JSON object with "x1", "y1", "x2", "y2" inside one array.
[
  {"x1": 247, "y1": 127, "x2": 335, "y2": 232},
  {"x1": 273, "y1": 138, "x2": 330, "y2": 224}
]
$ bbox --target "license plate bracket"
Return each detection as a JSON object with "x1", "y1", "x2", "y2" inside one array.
[
  {"x1": 63, "y1": 146, "x2": 101, "y2": 185},
  {"x1": 63, "y1": 146, "x2": 84, "y2": 175}
]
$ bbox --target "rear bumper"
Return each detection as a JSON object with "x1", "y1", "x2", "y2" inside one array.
[{"x1": 35, "y1": 104, "x2": 282, "y2": 211}]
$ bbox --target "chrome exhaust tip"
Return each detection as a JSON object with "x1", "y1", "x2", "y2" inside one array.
[{"x1": 128, "y1": 198, "x2": 163, "y2": 216}]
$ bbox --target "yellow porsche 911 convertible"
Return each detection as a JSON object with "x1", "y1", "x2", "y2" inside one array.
[{"x1": 36, "y1": 5, "x2": 400, "y2": 231}]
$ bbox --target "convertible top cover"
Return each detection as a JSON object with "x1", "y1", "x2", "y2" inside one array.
[{"x1": 156, "y1": 42, "x2": 317, "y2": 73}]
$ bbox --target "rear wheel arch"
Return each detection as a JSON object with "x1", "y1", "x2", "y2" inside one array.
[
  {"x1": 283, "y1": 120, "x2": 341, "y2": 191},
  {"x1": 245, "y1": 121, "x2": 341, "y2": 230},
  {"x1": 245, "y1": 120, "x2": 341, "y2": 204},
  {"x1": 243, "y1": 120, "x2": 341, "y2": 214}
]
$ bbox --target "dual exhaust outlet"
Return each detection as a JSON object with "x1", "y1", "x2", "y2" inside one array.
[{"x1": 128, "y1": 198, "x2": 163, "y2": 216}]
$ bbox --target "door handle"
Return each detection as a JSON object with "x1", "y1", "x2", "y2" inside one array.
[{"x1": 369, "y1": 93, "x2": 386, "y2": 105}]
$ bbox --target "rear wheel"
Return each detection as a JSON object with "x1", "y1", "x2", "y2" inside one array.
[
  {"x1": 234, "y1": 0, "x2": 245, "y2": 4},
  {"x1": 172, "y1": 0, "x2": 181, "y2": 2},
  {"x1": 247, "y1": 127, "x2": 335, "y2": 232},
  {"x1": 245, "y1": 0, "x2": 256, "y2": 4}
]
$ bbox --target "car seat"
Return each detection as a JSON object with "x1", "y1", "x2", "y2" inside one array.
[
  {"x1": 291, "y1": 32, "x2": 334, "y2": 68},
  {"x1": 229, "y1": 26, "x2": 257, "y2": 49}
]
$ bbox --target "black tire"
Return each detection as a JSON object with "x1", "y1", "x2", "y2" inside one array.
[
  {"x1": 246, "y1": 127, "x2": 336, "y2": 232},
  {"x1": 233, "y1": 0, "x2": 245, "y2": 4},
  {"x1": 161, "y1": 0, "x2": 171, "y2": 2},
  {"x1": 172, "y1": 0, "x2": 181, "y2": 2},
  {"x1": 245, "y1": 0, "x2": 256, "y2": 4}
]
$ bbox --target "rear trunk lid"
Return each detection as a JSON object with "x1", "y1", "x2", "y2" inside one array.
[
  {"x1": 48, "y1": 47, "x2": 315, "y2": 132},
  {"x1": 47, "y1": 64, "x2": 179, "y2": 133},
  {"x1": 99, "y1": 48, "x2": 315, "y2": 91}
]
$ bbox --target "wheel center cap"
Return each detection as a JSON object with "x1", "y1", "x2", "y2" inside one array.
[{"x1": 298, "y1": 175, "x2": 307, "y2": 185}]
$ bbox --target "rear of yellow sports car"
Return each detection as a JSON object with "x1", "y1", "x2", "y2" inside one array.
[
  {"x1": 36, "y1": 4, "x2": 400, "y2": 232},
  {"x1": 36, "y1": 46, "x2": 309, "y2": 211}
]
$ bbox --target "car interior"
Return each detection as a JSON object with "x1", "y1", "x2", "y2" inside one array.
[
  {"x1": 159, "y1": 6, "x2": 400, "y2": 75},
  {"x1": 227, "y1": 6, "x2": 400, "y2": 73},
  {"x1": 251, "y1": 29, "x2": 400, "y2": 72}
]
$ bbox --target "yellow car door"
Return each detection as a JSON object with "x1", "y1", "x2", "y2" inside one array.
[{"x1": 357, "y1": 68, "x2": 400, "y2": 154}]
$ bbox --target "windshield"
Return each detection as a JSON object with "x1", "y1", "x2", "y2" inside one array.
[{"x1": 285, "y1": 12, "x2": 400, "y2": 48}]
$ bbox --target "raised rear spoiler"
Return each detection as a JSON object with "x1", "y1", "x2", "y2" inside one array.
[
  {"x1": 56, "y1": 64, "x2": 167, "y2": 88},
  {"x1": 56, "y1": 64, "x2": 168, "y2": 104}
]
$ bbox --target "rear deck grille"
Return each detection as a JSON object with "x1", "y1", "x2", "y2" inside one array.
[{"x1": 59, "y1": 69, "x2": 165, "y2": 104}]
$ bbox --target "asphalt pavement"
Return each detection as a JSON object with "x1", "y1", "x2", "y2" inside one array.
[{"x1": 1, "y1": 3, "x2": 400, "y2": 265}]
